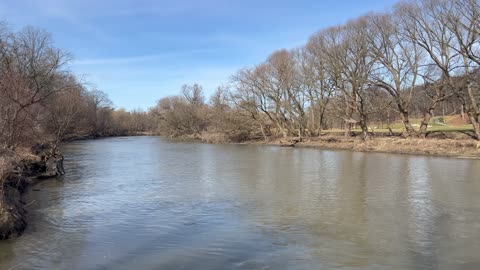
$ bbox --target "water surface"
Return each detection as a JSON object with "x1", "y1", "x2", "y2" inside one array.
[{"x1": 1, "y1": 136, "x2": 480, "y2": 269}]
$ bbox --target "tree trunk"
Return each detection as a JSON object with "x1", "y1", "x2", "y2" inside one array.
[
  {"x1": 468, "y1": 112, "x2": 480, "y2": 141},
  {"x1": 344, "y1": 122, "x2": 352, "y2": 137},
  {"x1": 419, "y1": 109, "x2": 434, "y2": 138},
  {"x1": 318, "y1": 107, "x2": 326, "y2": 137},
  {"x1": 359, "y1": 116, "x2": 369, "y2": 141},
  {"x1": 343, "y1": 94, "x2": 354, "y2": 138},
  {"x1": 259, "y1": 123, "x2": 267, "y2": 141},
  {"x1": 465, "y1": 79, "x2": 480, "y2": 140},
  {"x1": 298, "y1": 126, "x2": 304, "y2": 138},
  {"x1": 309, "y1": 106, "x2": 316, "y2": 136},
  {"x1": 279, "y1": 124, "x2": 288, "y2": 138},
  {"x1": 399, "y1": 109, "x2": 416, "y2": 136}
]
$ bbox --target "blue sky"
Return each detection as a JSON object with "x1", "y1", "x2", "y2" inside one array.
[{"x1": 0, "y1": 0, "x2": 398, "y2": 110}]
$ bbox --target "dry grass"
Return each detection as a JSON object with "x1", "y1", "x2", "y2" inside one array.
[
  {"x1": 246, "y1": 135, "x2": 480, "y2": 158},
  {"x1": 349, "y1": 137, "x2": 480, "y2": 157},
  {"x1": 200, "y1": 132, "x2": 228, "y2": 144}
]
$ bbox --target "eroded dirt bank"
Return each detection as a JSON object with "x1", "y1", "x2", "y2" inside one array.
[{"x1": 0, "y1": 145, "x2": 64, "y2": 240}]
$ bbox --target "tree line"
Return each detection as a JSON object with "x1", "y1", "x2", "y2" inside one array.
[
  {"x1": 152, "y1": 0, "x2": 480, "y2": 141},
  {"x1": 0, "y1": 24, "x2": 153, "y2": 150},
  {"x1": 2, "y1": 0, "x2": 479, "y2": 149}
]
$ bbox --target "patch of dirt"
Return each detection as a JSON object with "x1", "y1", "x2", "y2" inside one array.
[{"x1": 446, "y1": 115, "x2": 471, "y2": 126}]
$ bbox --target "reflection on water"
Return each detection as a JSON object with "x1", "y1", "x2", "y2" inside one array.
[{"x1": 0, "y1": 136, "x2": 480, "y2": 270}]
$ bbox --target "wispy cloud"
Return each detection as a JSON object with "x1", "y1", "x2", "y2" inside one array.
[
  {"x1": 71, "y1": 47, "x2": 221, "y2": 66},
  {"x1": 73, "y1": 55, "x2": 157, "y2": 66},
  {"x1": 25, "y1": 0, "x2": 226, "y2": 20},
  {"x1": 22, "y1": 0, "x2": 114, "y2": 43}
]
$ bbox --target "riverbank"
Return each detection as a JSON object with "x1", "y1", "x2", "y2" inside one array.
[
  {"x1": 62, "y1": 131, "x2": 154, "y2": 142},
  {"x1": 0, "y1": 145, "x2": 64, "y2": 240},
  {"x1": 192, "y1": 132, "x2": 480, "y2": 159},
  {"x1": 248, "y1": 136, "x2": 480, "y2": 159}
]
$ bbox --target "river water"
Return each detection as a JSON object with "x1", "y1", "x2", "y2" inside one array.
[{"x1": 0, "y1": 136, "x2": 479, "y2": 270}]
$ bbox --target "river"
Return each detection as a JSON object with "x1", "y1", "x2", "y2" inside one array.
[{"x1": 0, "y1": 136, "x2": 479, "y2": 270}]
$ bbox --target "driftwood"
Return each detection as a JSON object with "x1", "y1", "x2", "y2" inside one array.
[{"x1": 280, "y1": 137, "x2": 302, "y2": 147}]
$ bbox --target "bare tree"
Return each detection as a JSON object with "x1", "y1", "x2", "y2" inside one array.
[
  {"x1": 302, "y1": 40, "x2": 334, "y2": 135},
  {"x1": 317, "y1": 18, "x2": 381, "y2": 140},
  {"x1": 441, "y1": 0, "x2": 480, "y2": 139},
  {"x1": 309, "y1": 26, "x2": 355, "y2": 137},
  {"x1": 395, "y1": 0, "x2": 461, "y2": 137},
  {"x1": 266, "y1": 50, "x2": 308, "y2": 137},
  {"x1": 367, "y1": 13, "x2": 423, "y2": 136},
  {"x1": 86, "y1": 89, "x2": 113, "y2": 136},
  {"x1": 232, "y1": 64, "x2": 291, "y2": 138},
  {"x1": 230, "y1": 69, "x2": 272, "y2": 140},
  {"x1": 181, "y1": 83, "x2": 205, "y2": 106},
  {"x1": 0, "y1": 26, "x2": 71, "y2": 148},
  {"x1": 42, "y1": 75, "x2": 85, "y2": 148}
]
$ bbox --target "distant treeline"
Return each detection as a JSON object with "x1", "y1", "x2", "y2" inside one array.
[
  {"x1": 2, "y1": 0, "x2": 480, "y2": 151},
  {"x1": 152, "y1": 0, "x2": 480, "y2": 141}
]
